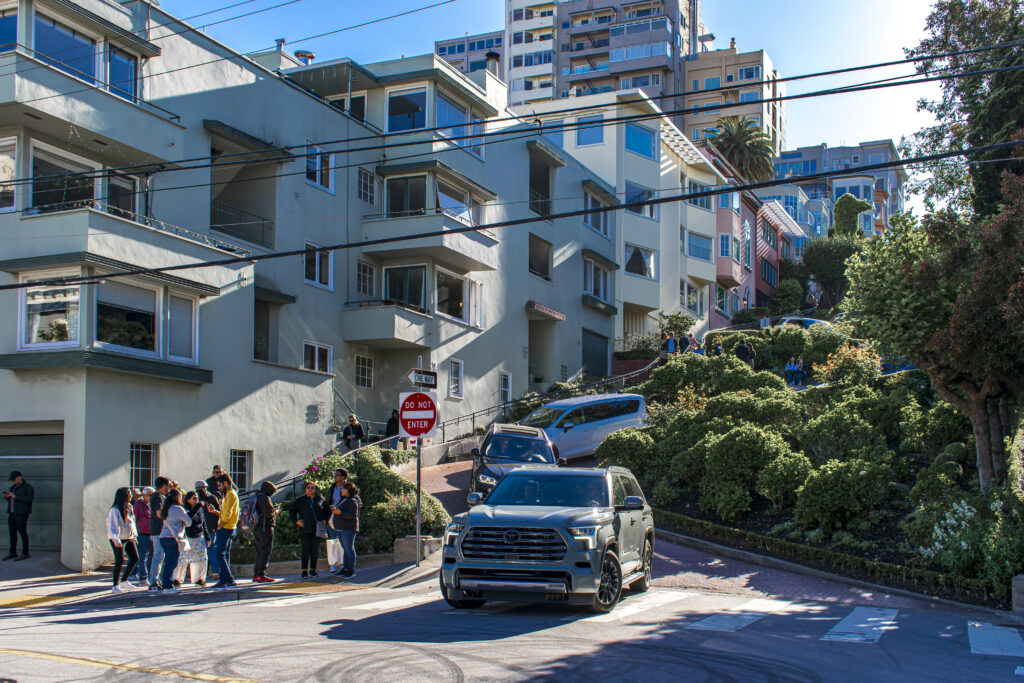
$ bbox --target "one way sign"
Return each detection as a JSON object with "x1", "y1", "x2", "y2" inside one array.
[{"x1": 406, "y1": 368, "x2": 438, "y2": 389}]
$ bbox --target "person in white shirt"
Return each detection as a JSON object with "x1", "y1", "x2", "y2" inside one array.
[
  {"x1": 106, "y1": 487, "x2": 139, "y2": 593},
  {"x1": 157, "y1": 489, "x2": 192, "y2": 593}
]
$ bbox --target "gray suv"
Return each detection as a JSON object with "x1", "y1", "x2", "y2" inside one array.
[{"x1": 439, "y1": 467, "x2": 654, "y2": 613}]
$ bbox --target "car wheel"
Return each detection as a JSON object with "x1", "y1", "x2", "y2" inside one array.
[
  {"x1": 589, "y1": 550, "x2": 623, "y2": 613},
  {"x1": 631, "y1": 539, "x2": 653, "y2": 593},
  {"x1": 439, "y1": 573, "x2": 486, "y2": 609}
]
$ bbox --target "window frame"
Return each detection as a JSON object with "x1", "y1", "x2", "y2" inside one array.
[
  {"x1": 302, "y1": 340, "x2": 332, "y2": 374},
  {"x1": 435, "y1": 265, "x2": 469, "y2": 323},
  {"x1": 304, "y1": 142, "x2": 334, "y2": 193},
  {"x1": 357, "y1": 168, "x2": 376, "y2": 205},
  {"x1": 624, "y1": 122, "x2": 657, "y2": 160},
  {"x1": 33, "y1": 10, "x2": 100, "y2": 85},
  {"x1": 583, "y1": 257, "x2": 611, "y2": 302},
  {"x1": 93, "y1": 276, "x2": 163, "y2": 359},
  {"x1": 624, "y1": 243, "x2": 657, "y2": 281},
  {"x1": 719, "y1": 233, "x2": 730, "y2": 258},
  {"x1": 17, "y1": 268, "x2": 82, "y2": 351},
  {"x1": 107, "y1": 45, "x2": 139, "y2": 102},
  {"x1": 576, "y1": 114, "x2": 604, "y2": 147},
  {"x1": 383, "y1": 263, "x2": 427, "y2": 310},
  {"x1": 166, "y1": 290, "x2": 199, "y2": 365},
  {"x1": 624, "y1": 181, "x2": 658, "y2": 221},
  {"x1": 583, "y1": 192, "x2": 610, "y2": 237},
  {"x1": 686, "y1": 179, "x2": 713, "y2": 212},
  {"x1": 129, "y1": 442, "x2": 159, "y2": 489},
  {"x1": 356, "y1": 261, "x2": 376, "y2": 297},
  {"x1": 385, "y1": 174, "x2": 428, "y2": 218},
  {"x1": 685, "y1": 231, "x2": 713, "y2": 262},
  {"x1": 0, "y1": 136, "x2": 15, "y2": 212},
  {"x1": 449, "y1": 358, "x2": 464, "y2": 399},
  {"x1": 386, "y1": 85, "x2": 428, "y2": 133},
  {"x1": 355, "y1": 354, "x2": 374, "y2": 389},
  {"x1": 528, "y1": 233, "x2": 553, "y2": 281},
  {"x1": 303, "y1": 241, "x2": 333, "y2": 291},
  {"x1": 499, "y1": 371, "x2": 512, "y2": 404},
  {"x1": 30, "y1": 139, "x2": 100, "y2": 213},
  {"x1": 229, "y1": 449, "x2": 252, "y2": 492}
]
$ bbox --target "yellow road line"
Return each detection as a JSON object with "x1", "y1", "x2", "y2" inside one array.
[
  {"x1": 0, "y1": 648, "x2": 262, "y2": 682},
  {"x1": 0, "y1": 594, "x2": 77, "y2": 608}
]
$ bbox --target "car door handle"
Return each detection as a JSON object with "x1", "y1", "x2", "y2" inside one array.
[{"x1": 630, "y1": 518, "x2": 636, "y2": 525}]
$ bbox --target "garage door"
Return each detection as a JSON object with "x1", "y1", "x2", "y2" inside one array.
[
  {"x1": 582, "y1": 329, "x2": 609, "y2": 378},
  {"x1": 0, "y1": 434, "x2": 63, "y2": 551}
]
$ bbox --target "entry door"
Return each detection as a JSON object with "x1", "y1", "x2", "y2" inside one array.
[
  {"x1": 581, "y1": 329, "x2": 609, "y2": 377},
  {"x1": 0, "y1": 434, "x2": 63, "y2": 551}
]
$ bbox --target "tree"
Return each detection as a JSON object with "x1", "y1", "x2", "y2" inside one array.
[
  {"x1": 657, "y1": 310, "x2": 696, "y2": 340},
  {"x1": 902, "y1": 0, "x2": 1024, "y2": 215},
  {"x1": 830, "y1": 193, "x2": 873, "y2": 238},
  {"x1": 801, "y1": 237, "x2": 865, "y2": 308},
  {"x1": 771, "y1": 279, "x2": 805, "y2": 316},
  {"x1": 845, "y1": 174, "x2": 1024, "y2": 490},
  {"x1": 710, "y1": 116, "x2": 776, "y2": 182}
]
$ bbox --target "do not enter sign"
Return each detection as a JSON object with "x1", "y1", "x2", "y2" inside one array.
[{"x1": 399, "y1": 391, "x2": 438, "y2": 439}]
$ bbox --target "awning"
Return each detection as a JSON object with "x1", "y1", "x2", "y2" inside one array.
[
  {"x1": 582, "y1": 179, "x2": 619, "y2": 206},
  {"x1": 36, "y1": 0, "x2": 161, "y2": 57},
  {"x1": 204, "y1": 120, "x2": 294, "y2": 161},
  {"x1": 527, "y1": 139, "x2": 567, "y2": 168},
  {"x1": 254, "y1": 277, "x2": 296, "y2": 304},
  {"x1": 526, "y1": 300, "x2": 566, "y2": 322},
  {"x1": 375, "y1": 160, "x2": 497, "y2": 201}
]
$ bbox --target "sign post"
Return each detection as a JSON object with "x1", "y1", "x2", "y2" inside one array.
[
  {"x1": 399, "y1": 390, "x2": 438, "y2": 567},
  {"x1": 406, "y1": 368, "x2": 438, "y2": 390}
]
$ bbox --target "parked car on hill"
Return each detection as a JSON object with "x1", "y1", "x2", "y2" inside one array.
[
  {"x1": 774, "y1": 317, "x2": 833, "y2": 330},
  {"x1": 467, "y1": 424, "x2": 561, "y2": 505},
  {"x1": 519, "y1": 394, "x2": 648, "y2": 460}
]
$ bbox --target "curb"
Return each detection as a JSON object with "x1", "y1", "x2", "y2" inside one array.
[{"x1": 654, "y1": 527, "x2": 1024, "y2": 624}]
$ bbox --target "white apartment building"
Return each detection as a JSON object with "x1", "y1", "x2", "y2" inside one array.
[
  {"x1": 0, "y1": 0, "x2": 616, "y2": 570},
  {"x1": 519, "y1": 91, "x2": 726, "y2": 340}
]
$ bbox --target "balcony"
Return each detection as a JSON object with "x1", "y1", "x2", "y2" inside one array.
[
  {"x1": 361, "y1": 211, "x2": 498, "y2": 271},
  {"x1": 717, "y1": 254, "x2": 744, "y2": 289},
  {"x1": 341, "y1": 302, "x2": 433, "y2": 349},
  {"x1": 529, "y1": 189, "x2": 552, "y2": 217},
  {"x1": 562, "y1": 63, "x2": 610, "y2": 77},
  {"x1": 211, "y1": 200, "x2": 275, "y2": 249}
]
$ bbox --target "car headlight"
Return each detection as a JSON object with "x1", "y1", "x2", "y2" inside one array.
[
  {"x1": 477, "y1": 473, "x2": 497, "y2": 486},
  {"x1": 445, "y1": 523, "x2": 464, "y2": 546},
  {"x1": 569, "y1": 526, "x2": 599, "y2": 550}
]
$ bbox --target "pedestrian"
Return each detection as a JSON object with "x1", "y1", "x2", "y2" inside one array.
[
  {"x1": 210, "y1": 474, "x2": 238, "y2": 589},
  {"x1": 746, "y1": 341, "x2": 757, "y2": 369},
  {"x1": 694, "y1": 343, "x2": 705, "y2": 356},
  {"x1": 173, "y1": 489, "x2": 210, "y2": 587},
  {"x1": 796, "y1": 357, "x2": 806, "y2": 387},
  {"x1": 195, "y1": 481, "x2": 220, "y2": 581},
  {"x1": 106, "y1": 487, "x2": 139, "y2": 593},
  {"x1": 322, "y1": 469, "x2": 348, "y2": 573},
  {"x1": 291, "y1": 481, "x2": 324, "y2": 578},
  {"x1": 735, "y1": 340, "x2": 750, "y2": 364},
  {"x1": 337, "y1": 482, "x2": 360, "y2": 578},
  {"x1": 147, "y1": 477, "x2": 170, "y2": 591},
  {"x1": 666, "y1": 331, "x2": 678, "y2": 354},
  {"x1": 342, "y1": 415, "x2": 364, "y2": 452},
  {"x1": 205, "y1": 465, "x2": 224, "y2": 500},
  {"x1": 157, "y1": 488, "x2": 191, "y2": 593},
  {"x1": 385, "y1": 409, "x2": 400, "y2": 440},
  {"x1": 687, "y1": 333, "x2": 698, "y2": 351},
  {"x1": 785, "y1": 356, "x2": 799, "y2": 386},
  {"x1": 714, "y1": 342, "x2": 723, "y2": 356},
  {"x1": 133, "y1": 487, "x2": 153, "y2": 584},
  {"x1": 4, "y1": 470, "x2": 34, "y2": 561},
  {"x1": 657, "y1": 332, "x2": 670, "y2": 365},
  {"x1": 252, "y1": 481, "x2": 279, "y2": 583}
]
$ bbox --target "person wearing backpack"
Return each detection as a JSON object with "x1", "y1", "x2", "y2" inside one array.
[
  {"x1": 290, "y1": 481, "x2": 325, "y2": 579},
  {"x1": 210, "y1": 474, "x2": 238, "y2": 589},
  {"x1": 252, "y1": 481, "x2": 279, "y2": 583}
]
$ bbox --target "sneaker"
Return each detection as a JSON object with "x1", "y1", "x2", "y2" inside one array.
[
  {"x1": 122, "y1": 581, "x2": 137, "y2": 589},
  {"x1": 1, "y1": 553, "x2": 15, "y2": 561},
  {"x1": 112, "y1": 585, "x2": 124, "y2": 594},
  {"x1": 164, "y1": 588, "x2": 180, "y2": 595},
  {"x1": 148, "y1": 585, "x2": 161, "y2": 592},
  {"x1": 13, "y1": 554, "x2": 30, "y2": 561},
  {"x1": 309, "y1": 570, "x2": 318, "y2": 577},
  {"x1": 261, "y1": 576, "x2": 276, "y2": 583},
  {"x1": 332, "y1": 568, "x2": 346, "y2": 576},
  {"x1": 301, "y1": 571, "x2": 308, "y2": 579},
  {"x1": 172, "y1": 580, "x2": 182, "y2": 588},
  {"x1": 194, "y1": 580, "x2": 206, "y2": 587}
]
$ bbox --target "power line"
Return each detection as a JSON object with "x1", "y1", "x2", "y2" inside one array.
[{"x1": 5, "y1": 138, "x2": 1021, "y2": 293}]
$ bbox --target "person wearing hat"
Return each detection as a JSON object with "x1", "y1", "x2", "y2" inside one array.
[
  {"x1": 4, "y1": 471, "x2": 34, "y2": 561},
  {"x1": 385, "y1": 409, "x2": 400, "y2": 442},
  {"x1": 194, "y1": 480, "x2": 221, "y2": 581},
  {"x1": 132, "y1": 487, "x2": 154, "y2": 583}
]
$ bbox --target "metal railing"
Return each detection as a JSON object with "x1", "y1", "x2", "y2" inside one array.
[
  {"x1": 210, "y1": 199, "x2": 275, "y2": 248},
  {"x1": 343, "y1": 298, "x2": 431, "y2": 316},
  {"x1": 529, "y1": 189, "x2": 552, "y2": 217},
  {"x1": 437, "y1": 358, "x2": 659, "y2": 442}
]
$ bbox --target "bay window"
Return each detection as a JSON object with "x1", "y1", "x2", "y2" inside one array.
[
  {"x1": 436, "y1": 93, "x2": 468, "y2": 140},
  {"x1": 35, "y1": 14, "x2": 97, "y2": 84},
  {"x1": 0, "y1": 9, "x2": 15, "y2": 52},
  {"x1": 386, "y1": 176, "x2": 426, "y2": 218},
  {"x1": 686, "y1": 232, "x2": 712, "y2": 262},
  {"x1": 583, "y1": 258, "x2": 610, "y2": 302},
  {"x1": 31, "y1": 145, "x2": 98, "y2": 213},
  {"x1": 436, "y1": 269, "x2": 465, "y2": 320},
  {"x1": 583, "y1": 192, "x2": 610, "y2": 236},
  {"x1": 95, "y1": 280, "x2": 158, "y2": 355},
  {"x1": 387, "y1": 88, "x2": 427, "y2": 132},
  {"x1": 624, "y1": 122, "x2": 657, "y2": 160},
  {"x1": 384, "y1": 265, "x2": 426, "y2": 309},
  {"x1": 437, "y1": 181, "x2": 475, "y2": 225},
  {"x1": 19, "y1": 272, "x2": 81, "y2": 349},
  {"x1": 0, "y1": 138, "x2": 15, "y2": 211},
  {"x1": 624, "y1": 244, "x2": 656, "y2": 279},
  {"x1": 625, "y1": 181, "x2": 658, "y2": 220}
]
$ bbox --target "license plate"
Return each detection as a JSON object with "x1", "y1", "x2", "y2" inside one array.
[{"x1": 505, "y1": 554, "x2": 519, "y2": 561}]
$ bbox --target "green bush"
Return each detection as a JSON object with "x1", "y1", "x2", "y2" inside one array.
[
  {"x1": 595, "y1": 428, "x2": 657, "y2": 484},
  {"x1": 764, "y1": 325, "x2": 807, "y2": 368},
  {"x1": 637, "y1": 353, "x2": 751, "y2": 403},
  {"x1": 700, "y1": 424, "x2": 794, "y2": 519},
  {"x1": 908, "y1": 401, "x2": 973, "y2": 456},
  {"x1": 813, "y1": 343, "x2": 882, "y2": 387},
  {"x1": 702, "y1": 388, "x2": 803, "y2": 437},
  {"x1": 672, "y1": 431, "x2": 722, "y2": 486},
  {"x1": 794, "y1": 457, "x2": 893, "y2": 530},
  {"x1": 771, "y1": 279, "x2": 806, "y2": 317},
  {"x1": 730, "y1": 308, "x2": 769, "y2": 326},
  {"x1": 360, "y1": 491, "x2": 451, "y2": 553},
  {"x1": 800, "y1": 408, "x2": 880, "y2": 464},
  {"x1": 701, "y1": 480, "x2": 752, "y2": 522},
  {"x1": 841, "y1": 387, "x2": 922, "y2": 447},
  {"x1": 613, "y1": 349, "x2": 658, "y2": 360},
  {"x1": 802, "y1": 325, "x2": 848, "y2": 368},
  {"x1": 757, "y1": 453, "x2": 813, "y2": 510},
  {"x1": 716, "y1": 367, "x2": 788, "y2": 394}
]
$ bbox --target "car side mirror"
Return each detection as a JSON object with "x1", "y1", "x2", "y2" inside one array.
[
  {"x1": 470, "y1": 448, "x2": 480, "y2": 457},
  {"x1": 467, "y1": 492, "x2": 483, "y2": 506},
  {"x1": 620, "y1": 495, "x2": 644, "y2": 511},
  {"x1": 562, "y1": 422, "x2": 574, "y2": 432},
  {"x1": 557, "y1": 458, "x2": 568, "y2": 467}
]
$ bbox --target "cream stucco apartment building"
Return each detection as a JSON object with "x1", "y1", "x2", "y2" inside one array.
[{"x1": 0, "y1": 0, "x2": 617, "y2": 570}]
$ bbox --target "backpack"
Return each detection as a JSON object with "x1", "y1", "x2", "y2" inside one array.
[{"x1": 237, "y1": 494, "x2": 260, "y2": 536}]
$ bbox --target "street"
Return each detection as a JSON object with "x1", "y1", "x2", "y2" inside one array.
[{"x1": 1, "y1": 537, "x2": 1020, "y2": 682}]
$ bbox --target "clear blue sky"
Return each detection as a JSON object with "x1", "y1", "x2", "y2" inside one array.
[{"x1": 163, "y1": 0, "x2": 940, "y2": 201}]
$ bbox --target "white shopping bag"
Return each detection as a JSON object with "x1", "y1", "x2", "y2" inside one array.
[{"x1": 326, "y1": 538, "x2": 343, "y2": 567}]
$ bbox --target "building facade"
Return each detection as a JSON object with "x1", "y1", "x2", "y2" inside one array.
[
  {"x1": 435, "y1": 31, "x2": 505, "y2": 76},
  {"x1": 0, "y1": 0, "x2": 616, "y2": 570}
]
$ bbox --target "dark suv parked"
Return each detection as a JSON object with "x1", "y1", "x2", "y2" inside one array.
[{"x1": 467, "y1": 424, "x2": 562, "y2": 504}]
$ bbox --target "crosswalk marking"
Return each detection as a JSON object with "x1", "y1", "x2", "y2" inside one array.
[
  {"x1": 968, "y1": 621, "x2": 1024, "y2": 657},
  {"x1": 346, "y1": 594, "x2": 438, "y2": 611},
  {"x1": 583, "y1": 590, "x2": 696, "y2": 623},
  {"x1": 821, "y1": 607, "x2": 899, "y2": 644},
  {"x1": 685, "y1": 598, "x2": 793, "y2": 632}
]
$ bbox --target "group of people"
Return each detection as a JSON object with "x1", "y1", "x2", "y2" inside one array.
[
  {"x1": 341, "y1": 410, "x2": 403, "y2": 452},
  {"x1": 659, "y1": 332, "x2": 756, "y2": 366},
  {"x1": 784, "y1": 356, "x2": 809, "y2": 387},
  {"x1": 105, "y1": 466, "x2": 241, "y2": 594},
  {"x1": 290, "y1": 467, "x2": 361, "y2": 578}
]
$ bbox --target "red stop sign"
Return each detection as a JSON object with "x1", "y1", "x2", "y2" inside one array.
[{"x1": 400, "y1": 391, "x2": 437, "y2": 437}]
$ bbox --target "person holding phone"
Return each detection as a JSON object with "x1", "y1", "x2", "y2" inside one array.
[{"x1": 321, "y1": 469, "x2": 348, "y2": 574}]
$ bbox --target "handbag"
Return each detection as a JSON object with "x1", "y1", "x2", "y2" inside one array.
[
  {"x1": 176, "y1": 536, "x2": 191, "y2": 553},
  {"x1": 315, "y1": 521, "x2": 329, "y2": 539}
]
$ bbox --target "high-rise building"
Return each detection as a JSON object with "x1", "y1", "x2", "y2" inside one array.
[{"x1": 435, "y1": 31, "x2": 506, "y2": 76}]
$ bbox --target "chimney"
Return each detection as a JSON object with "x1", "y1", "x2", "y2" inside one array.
[
  {"x1": 485, "y1": 51, "x2": 500, "y2": 76},
  {"x1": 293, "y1": 49, "x2": 315, "y2": 66},
  {"x1": 275, "y1": 38, "x2": 285, "y2": 52},
  {"x1": 730, "y1": 37, "x2": 736, "y2": 50}
]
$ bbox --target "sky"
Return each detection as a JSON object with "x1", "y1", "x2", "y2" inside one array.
[{"x1": 162, "y1": 0, "x2": 942, "y2": 204}]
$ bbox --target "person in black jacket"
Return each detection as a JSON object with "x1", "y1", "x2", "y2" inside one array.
[
  {"x1": 342, "y1": 415, "x2": 364, "y2": 452},
  {"x1": 321, "y1": 468, "x2": 348, "y2": 573},
  {"x1": 385, "y1": 410, "x2": 400, "y2": 440},
  {"x1": 337, "y1": 482, "x2": 360, "y2": 578},
  {"x1": 4, "y1": 471, "x2": 34, "y2": 561},
  {"x1": 290, "y1": 481, "x2": 324, "y2": 578},
  {"x1": 173, "y1": 489, "x2": 211, "y2": 587},
  {"x1": 252, "y1": 481, "x2": 278, "y2": 584}
]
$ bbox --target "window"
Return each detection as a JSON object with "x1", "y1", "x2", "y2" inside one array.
[
  {"x1": 331, "y1": 94, "x2": 365, "y2": 121},
  {"x1": 738, "y1": 65, "x2": 761, "y2": 81},
  {"x1": 760, "y1": 258, "x2": 778, "y2": 287},
  {"x1": 386, "y1": 176, "x2": 426, "y2": 217},
  {"x1": 687, "y1": 232, "x2": 712, "y2": 262},
  {"x1": 35, "y1": 14, "x2": 96, "y2": 83},
  {"x1": 129, "y1": 443, "x2": 158, "y2": 489},
  {"x1": 499, "y1": 371, "x2": 512, "y2": 404},
  {"x1": 624, "y1": 122, "x2": 657, "y2": 159},
  {"x1": 387, "y1": 88, "x2": 427, "y2": 132},
  {"x1": 542, "y1": 120, "x2": 564, "y2": 147},
  {"x1": 96, "y1": 280, "x2": 158, "y2": 354},
  {"x1": 682, "y1": 281, "x2": 706, "y2": 317},
  {"x1": 761, "y1": 218, "x2": 778, "y2": 248},
  {"x1": 355, "y1": 355, "x2": 374, "y2": 389},
  {"x1": 583, "y1": 258, "x2": 610, "y2": 302},
  {"x1": 0, "y1": 9, "x2": 15, "y2": 53},
  {"x1": 719, "y1": 234, "x2": 731, "y2": 258},
  {"x1": 436, "y1": 92, "x2": 468, "y2": 140},
  {"x1": 449, "y1": 358, "x2": 464, "y2": 399},
  {"x1": 229, "y1": 450, "x2": 252, "y2": 492},
  {"x1": 357, "y1": 168, "x2": 375, "y2": 204},
  {"x1": 687, "y1": 180, "x2": 712, "y2": 210},
  {"x1": 305, "y1": 144, "x2": 332, "y2": 191},
  {"x1": 0, "y1": 138, "x2": 13, "y2": 211},
  {"x1": 743, "y1": 219, "x2": 752, "y2": 268},
  {"x1": 469, "y1": 119, "x2": 484, "y2": 158},
  {"x1": 576, "y1": 115, "x2": 604, "y2": 146},
  {"x1": 106, "y1": 173, "x2": 137, "y2": 218},
  {"x1": 513, "y1": 31, "x2": 523, "y2": 44},
  {"x1": 168, "y1": 295, "x2": 195, "y2": 362},
  {"x1": 384, "y1": 265, "x2": 426, "y2": 309},
  {"x1": 625, "y1": 181, "x2": 658, "y2": 220},
  {"x1": 436, "y1": 269, "x2": 467, "y2": 320},
  {"x1": 32, "y1": 146, "x2": 97, "y2": 212},
  {"x1": 529, "y1": 156, "x2": 551, "y2": 216},
  {"x1": 691, "y1": 79, "x2": 699, "y2": 92},
  {"x1": 19, "y1": 272, "x2": 80, "y2": 349},
  {"x1": 512, "y1": 8, "x2": 523, "y2": 20},
  {"x1": 624, "y1": 244, "x2": 656, "y2": 279},
  {"x1": 529, "y1": 233, "x2": 552, "y2": 279},
  {"x1": 302, "y1": 341, "x2": 331, "y2": 373},
  {"x1": 583, "y1": 192, "x2": 610, "y2": 236},
  {"x1": 437, "y1": 181, "x2": 475, "y2": 225},
  {"x1": 303, "y1": 242, "x2": 332, "y2": 289},
  {"x1": 105, "y1": 47, "x2": 138, "y2": 101},
  {"x1": 469, "y1": 60, "x2": 486, "y2": 72},
  {"x1": 781, "y1": 239, "x2": 791, "y2": 260},
  {"x1": 356, "y1": 261, "x2": 375, "y2": 296},
  {"x1": 739, "y1": 90, "x2": 758, "y2": 103},
  {"x1": 704, "y1": 76, "x2": 720, "y2": 90},
  {"x1": 690, "y1": 128, "x2": 701, "y2": 141}
]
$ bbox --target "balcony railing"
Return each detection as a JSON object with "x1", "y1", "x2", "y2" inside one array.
[
  {"x1": 562, "y1": 63, "x2": 610, "y2": 76},
  {"x1": 529, "y1": 189, "x2": 551, "y2": 217},
  {"x1": 211, "y1": 199, "x2": 275, "y2": 249}
]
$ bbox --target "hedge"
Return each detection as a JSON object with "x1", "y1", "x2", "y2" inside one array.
[{"x1": 654, "y1": 508, "x2": 997, "y2": 607}]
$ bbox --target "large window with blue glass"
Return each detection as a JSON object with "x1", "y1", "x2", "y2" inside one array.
[
  {"x1": 35, "y1": 14, "x2": 97, "y2": 83},
  {"x1": 0, "y1": 9, "x2": 15, "y2": 52}
]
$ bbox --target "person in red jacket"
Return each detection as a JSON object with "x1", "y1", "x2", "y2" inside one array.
[{"x1": 132, "y1": 487, "x2": 153, "y2": 584}]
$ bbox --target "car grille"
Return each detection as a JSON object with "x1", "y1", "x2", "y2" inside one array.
[{"x1": 460, "y1": 526, "x2": 568, "y2": 562}]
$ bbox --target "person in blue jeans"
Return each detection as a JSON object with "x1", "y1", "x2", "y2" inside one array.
[
  {"x1": 337, "y1": 482, "x2": 360, "y2": 578},
  {"x1": 157, "y1": 489, "x2": 191, "y2": 593},
  {"x1": 132, "y1": 488, "x2": 153, "y2": 584},
  {"x1": 211, "y1": 474, "x2": 239, "y2": 588}
]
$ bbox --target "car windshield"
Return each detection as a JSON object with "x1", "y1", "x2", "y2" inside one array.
[
  {"x1": 519, "y1": 407, "x2": 564, "y2": 429},
  {"x1": 485, "y1": 474, "x2": 608, "y2": 507},
  {"x1": 482, "y1": 435, "x2": 555, "y2": 463}
]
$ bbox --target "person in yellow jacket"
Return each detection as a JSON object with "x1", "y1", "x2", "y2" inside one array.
[{"x1": 210, "y1": 474, "x2": 239, "y2": 588}]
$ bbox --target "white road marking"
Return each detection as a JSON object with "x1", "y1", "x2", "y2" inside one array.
[
  {"x1": 581, "y1": 590, "x2": 697, "y2": 623},
  {"x1": 266, "y1": 594, "x2": 342, "y2": 607},
  {"x1": 685, "y1": 598, "x2": 793, "y2": 632},
  {"x1": 968, "y1": 621, "x2": 1024, "y2": 657},
  {"x1": 821, "y1": 607, "x2": 899, "y2": 644},
  {"x1": 344, "y1": 593, "x2": 439, "y2": 612}
]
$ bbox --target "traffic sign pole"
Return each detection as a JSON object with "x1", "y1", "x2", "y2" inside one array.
[
  {"x1": 416, "y1": 438, "x2": 421, "y2": 567},
  {"x1": 399, "y1": 390, "x2": 438, "y2": 568}
]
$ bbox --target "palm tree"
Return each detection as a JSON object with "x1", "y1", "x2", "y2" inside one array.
[{"x1": 709, "y1": 116, "x2": 776, "y2": 182}]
